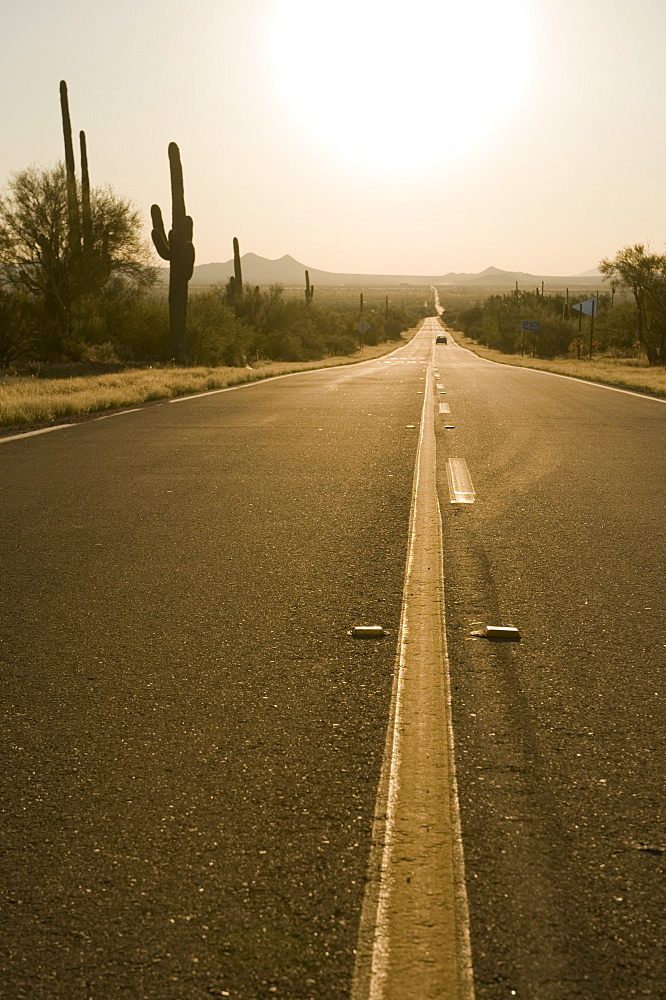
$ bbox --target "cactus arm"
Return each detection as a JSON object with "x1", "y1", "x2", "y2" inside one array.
[{"x1": 150, "y1": 205, "x2": 170, "y2": 260}]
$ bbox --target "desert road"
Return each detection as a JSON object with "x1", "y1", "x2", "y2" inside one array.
[{"x1": 0, "y1": 319, "x2": 664, "y2": 999}]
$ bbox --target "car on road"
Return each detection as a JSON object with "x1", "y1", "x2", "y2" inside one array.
[{"x1": 436, "y1": 334, "x2": 447, "y2": 344}]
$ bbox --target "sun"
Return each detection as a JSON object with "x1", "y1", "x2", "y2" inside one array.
[{"x1": 269, "y1": 0, "x2": 532, "y2": 171}]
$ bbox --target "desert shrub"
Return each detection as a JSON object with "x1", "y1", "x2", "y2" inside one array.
[
  {"x1": 593, "y1": 301, "x2": 639, "y2": 354},
  {"x1": 71, "y1": 287, "x2": 169, "y2": 362},
  {"x1": 187, "y1": 292, "x2": 254, "y2": 365},
  {"x1": 0, "y1": 289, "x2": 36, "y2": 365}
]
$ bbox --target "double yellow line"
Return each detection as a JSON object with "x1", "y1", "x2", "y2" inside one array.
[{"x1": 352, "y1": 358, "x2": 475, "y2": 1000}]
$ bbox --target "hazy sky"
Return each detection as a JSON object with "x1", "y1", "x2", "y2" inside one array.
[{"x1": 2, "y1": 0, "x2": 665, "y2": 276}]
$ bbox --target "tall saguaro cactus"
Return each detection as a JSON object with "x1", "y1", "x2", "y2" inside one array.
[
  {"x1": 59, "y1": 80, "x2": 81, "y2": 255},
  {"x1": 151, "y1": 143, "x2": 195, "y2": 361}
]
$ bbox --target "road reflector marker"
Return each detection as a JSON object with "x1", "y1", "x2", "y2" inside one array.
[
  {"x1": 405, "y1": 424, "x2": 416, "y2": 428},
  {"x1": 475, "y1": 625, "x2": 521, "y2": 642},
  {"x1": 446, "y1": 458, "x2": 475, "y2": 504},
  {"x1": 444, "y1": 424, "x2": 455, "y2": 429},
  {"x1": 350, "y1": 625, "x2": 386, "y2": 639}
]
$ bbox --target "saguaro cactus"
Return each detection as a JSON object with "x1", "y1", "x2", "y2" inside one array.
[
  {"x1": 59, "y1": 80, "x2": 81, "y2": 255},
  {"x1": 305, "y1": 270, "x2": 314, "y2": 303},
  {"x1": 79, "y1": 130, "x2": 93, "y2": 253},
  {"x1": 233, "y1": 237, "x2": 243, "y2": 299},
  {"x1": 151, "y1": 143, "x2": 195, "y2": 360}
]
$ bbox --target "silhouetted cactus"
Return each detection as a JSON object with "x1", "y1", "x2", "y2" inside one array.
[
  {"x1": 59, "y1": 81, "x2": 81, "y2": 255},
  {"x1": 233, "y1": 237, "x2": 243, "y2": 299},
  {"x1": 79, "y1": 131, "x2": 93, "y2": 253},
  {"x1": 151, "y1": 143, "x2": 195, "y2": 361},
  {"x1": 305, "y1": 270, "x2": 314, "y2": 303}
]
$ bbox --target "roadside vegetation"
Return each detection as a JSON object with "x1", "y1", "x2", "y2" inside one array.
[
  {"x1": 0, "y1": 159, "x2": 428, "y2": 371},
  {"x1": 0, "y1": 332, "x2": 422, "y2": 430},
  {"x1": 439, "y1": 244, "x2": 666, "y2": 397},
  {"x1": 0, "y1": 81, "x2": 431, "y2": 369}
]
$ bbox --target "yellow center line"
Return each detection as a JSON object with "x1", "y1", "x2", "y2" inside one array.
[{"x1": 352, "y1": 344, "x2": 475, "y2": 1000}]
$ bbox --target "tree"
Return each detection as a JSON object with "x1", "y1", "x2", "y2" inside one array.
[
  {"x1": 0, "y1": 165, "x2": 154, "y2": 357},
  {"x1": 599, "y1": 244, "x2": 666, "y2": 365}
]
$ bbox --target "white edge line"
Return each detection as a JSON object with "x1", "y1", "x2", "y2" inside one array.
[
  {"x1": 0, "y1": 405, "x2": 143, "y2": 444},
  {"x1": 0, "y1": 423, "x2": 75, "y2": 445},
  {"x1": 448, "y1": 336, "x2": 666, "y2": 403},
  {"x1": 95, "y1": 408, "x2": 143, "y2": 420},
  {"x1": 366, "y1": 378, "x2": 429, "y2": 998},
  {"x1": 350, "y1": 370, "x2": 430, "y2": 1000}
]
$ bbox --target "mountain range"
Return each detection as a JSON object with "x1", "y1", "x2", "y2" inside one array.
[{"x1": 168, "y1": 253, "x2": 604, "y2": 289}]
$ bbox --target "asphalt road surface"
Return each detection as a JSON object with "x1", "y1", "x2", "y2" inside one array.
[{"x1": 0, "y1": 321, "x2": 664, "y2": 999}]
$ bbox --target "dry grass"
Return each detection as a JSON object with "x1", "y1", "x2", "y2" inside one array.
[
  {"x1": 0, "y1": 335, "x2": 415, "y2": 430},
  {"x1": 450, "y1": 332, "x2": 666, "y2": 398}
]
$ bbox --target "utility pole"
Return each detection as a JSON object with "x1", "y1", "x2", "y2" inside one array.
[{"x1": 589, "y1": 293, "x2": 598, "y2": 358}]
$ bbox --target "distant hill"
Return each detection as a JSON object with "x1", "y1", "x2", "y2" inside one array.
[{"x1": 159, "y1": 253, "x2": 606, "y2": 289}]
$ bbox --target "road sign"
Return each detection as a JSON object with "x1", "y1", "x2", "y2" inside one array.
[
  {"x1": 356, "y1": 319, "x2": 371, "y2": 335},
  {"x1": 521, "y1": 320, "x2": 540, "y2": 331},
  {"x1": 572, "y1": 298, "x2": 598, "y2": 317}
]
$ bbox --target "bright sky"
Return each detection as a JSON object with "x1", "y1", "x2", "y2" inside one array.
[{"x1": 2, "y1": 0, "x2": 665, "y2": 276}]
